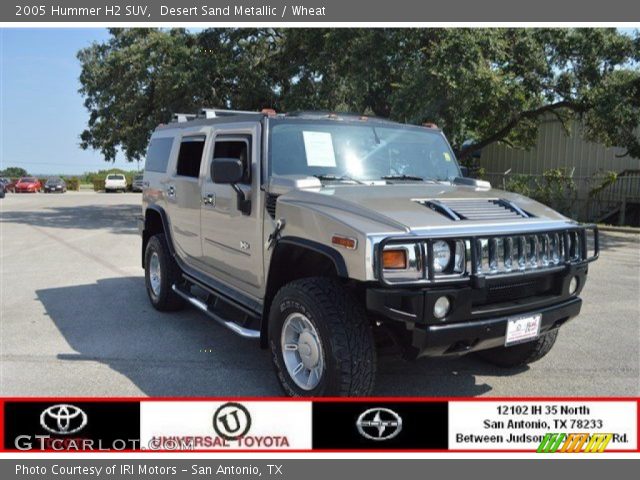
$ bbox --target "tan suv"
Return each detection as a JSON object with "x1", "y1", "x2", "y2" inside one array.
[{"x1": 139, "y1": 109, "x2": 599, "y2": 396}]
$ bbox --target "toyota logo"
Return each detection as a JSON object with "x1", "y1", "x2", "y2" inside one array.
[
  {"x1": 213, "y1": 402, "x2": 251, "y2": 441},
  {"x1": 40, "y1": 404, "x2": 88, "y2": 435},
  {"x1": 356, "y1": 408, "x2": 403, "y2": 441}
]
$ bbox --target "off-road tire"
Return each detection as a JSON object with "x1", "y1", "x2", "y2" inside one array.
[
  {"x1": 476, "y1": 330, "x2": 559, "y2": 367},
  {"x1": 144, "y1": 234, "x2": 185, "y2": 311},
  {"x1": 269, "y1": 277, "x2": 377, "y2": 397}
]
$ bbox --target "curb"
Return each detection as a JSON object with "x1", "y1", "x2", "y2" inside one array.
[{"x1": 597, "y1": 225, "x2": 640, "y2": 234}]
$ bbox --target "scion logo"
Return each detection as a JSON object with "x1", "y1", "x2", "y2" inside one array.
[
  {"x1": 356, "y1": 408, "x2": 403, "y2": 441},
  {"x1": 40, "y1": 404, "x2": 88, "y2": 435},
  {"x1": 212, "y1": 403, "x2": 251, "y2": 441}
]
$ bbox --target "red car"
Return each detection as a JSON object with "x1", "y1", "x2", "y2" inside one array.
[{"x1": 14, "y1": 177, "x2": 42, "y2": 193}]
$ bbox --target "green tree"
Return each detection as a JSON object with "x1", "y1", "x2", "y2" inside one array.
[
  {"x1": 0, "y1": 166, "x2": 28, "y2": 177},
  {"x1": 78, "y1": 28, "x2": 640, "y2": 162}
]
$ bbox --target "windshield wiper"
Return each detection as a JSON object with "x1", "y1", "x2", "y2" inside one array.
[
  {"x1": 381, "y1": 174, "x2": 426, "y2": 181},
  {"x1": 314, "y1": 174, "x2": 365, "y2": 185}
]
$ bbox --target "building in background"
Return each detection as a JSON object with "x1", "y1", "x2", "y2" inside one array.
[{"x1": 479, "y1": 115, "x2": 640, "y2": 226}]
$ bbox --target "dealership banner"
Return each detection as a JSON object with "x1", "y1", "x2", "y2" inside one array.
[{"x1": 1, "y1": 399, "x2": 637, "y2": 452}]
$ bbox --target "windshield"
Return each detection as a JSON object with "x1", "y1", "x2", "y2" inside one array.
[
  {"x1": 107, "y1": 175, "x2": 124, "y2": 180},
  {"x1": 268, "y1": 120, "x2": 460, "y2": 182},
  {"x1": 134, "y1": 175, "x2": 143, "y2": 181},
  {"x1": 47, "y1": 178, "x2": 61, "y2": 183},
  {"x1": 20, "y1": 177, "x2": 36, "y2": 183}
]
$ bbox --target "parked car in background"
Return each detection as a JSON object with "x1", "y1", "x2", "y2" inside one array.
[
  {"x1": 105, "y1": 174, "x2": 127, "y2": 192},
  {"x1": 44, "y1": 177, "x2": 67, "y2": 193},
  {"x1": 14, "y1": 177, "x2": 41, "y2": 193},
  {"x1": 132, "y1": 174, "x2": 145, "y2": 192},
  {"x1": 1, "y1": 178, "x2": 17, "y2": 193},
  {"x1": 0, "y1": 181, "x2": 5, "y2": 199},
  {"x1": 0, "y1": 178, "x2": 10, "y2": 194}
]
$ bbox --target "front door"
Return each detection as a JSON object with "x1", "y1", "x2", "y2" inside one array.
[{"x1": 200, "y1": 123, "x2": 264, "y2": 300}]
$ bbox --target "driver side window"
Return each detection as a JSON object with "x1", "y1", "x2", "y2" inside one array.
[{"x1": 213, "y1": 138, "x2": 251, "y2": 184}]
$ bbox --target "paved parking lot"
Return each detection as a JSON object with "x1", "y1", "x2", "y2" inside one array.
[{"x1": 1, "y1": 192, "x2": 638, "y2": 397}]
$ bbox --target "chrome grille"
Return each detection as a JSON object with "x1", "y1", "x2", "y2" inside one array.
[
  {"x1": 469, "y1": 231, "x2": 582, "y2": 275},
  {"x1": 376, "y1": 225, "x2": 598, "y2": 286}
]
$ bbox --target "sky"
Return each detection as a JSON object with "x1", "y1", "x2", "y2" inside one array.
[{"x1": 1, "y1": 28, "x2": 140, "y2": 175}]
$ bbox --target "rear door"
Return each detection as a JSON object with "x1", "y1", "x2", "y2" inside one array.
[
  {"x1": 165, "y1": 134, "x2": 207, "y2": 262},
  {"x1": 200, "y1": 122, "x2": 264, "y2": 299}
]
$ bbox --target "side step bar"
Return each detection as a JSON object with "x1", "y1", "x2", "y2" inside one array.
[{"x1": 171, "y1": 284, "x2": 260, "y2": 339}]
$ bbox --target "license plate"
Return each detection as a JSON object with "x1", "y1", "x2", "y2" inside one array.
[{"x1": 505, "y1": 314, "x2": 542, "y2": 346}]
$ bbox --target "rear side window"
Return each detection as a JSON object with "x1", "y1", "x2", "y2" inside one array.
[
  {"x1": 176, "y1": 136, "x2": 206, "y2": 178},
  {"x1": 213, "y1": 138, "x2": 251, "y2": 183},
  {"x1": 145, "y1": 137, "x2": 174, "y2": 173}
]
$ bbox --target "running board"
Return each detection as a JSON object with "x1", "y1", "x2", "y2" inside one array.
[{"x1": 171, "y1": 284, "x2": 260, "y2": 339}]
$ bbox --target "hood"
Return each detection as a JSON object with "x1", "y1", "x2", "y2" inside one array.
[{"x1": 277, "y1": 183, "x2": 573, "y2": 234}]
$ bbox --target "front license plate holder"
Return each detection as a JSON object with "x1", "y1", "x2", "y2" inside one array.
[{"x1": 505, "y1": 313, "x2": 542, "y2": 346}]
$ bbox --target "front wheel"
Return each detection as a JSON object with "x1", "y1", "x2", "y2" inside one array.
[
  {"x1": 269, "y1": 277, "x2": 376, "y2": 397},
  {"x1": 476, "y1": 330, "x2": 559, "y2": 367}
]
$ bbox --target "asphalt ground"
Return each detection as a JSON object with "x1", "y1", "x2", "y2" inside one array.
[{"x1": 1, "y1": 192, "x2": 638, "y2": 397}]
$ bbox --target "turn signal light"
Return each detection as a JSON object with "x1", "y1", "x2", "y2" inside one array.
[
  {"x1": 332, "y1": 235, "x2": 357, "y2": 250},
  {"x1": 382, "y1": 249, "x2": 407, "y2": 269}
]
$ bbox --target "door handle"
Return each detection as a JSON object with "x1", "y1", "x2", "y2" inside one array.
[
  {"x1": 167, "y1": 185, "x2": 175, "y2": 197},
  {"x1": 202, "y1": 193, "x2": 216, "y2": 206}
]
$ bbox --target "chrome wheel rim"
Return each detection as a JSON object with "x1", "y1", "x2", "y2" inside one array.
[
  {"x1": 281, "y1": 312, "x2": 324, "y2": 390},
  {"x1": 149, "y1": 252, "x2": 161, "y2": 296}
]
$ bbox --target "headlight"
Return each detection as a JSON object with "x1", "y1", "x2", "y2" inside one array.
[{"x1": 432, "y1": 240, "x2": 451, "y2": 273}]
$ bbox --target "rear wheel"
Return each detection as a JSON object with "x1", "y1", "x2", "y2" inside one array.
[
  {"x1": 144, "y1": 234, "x2": 184, "y2": 311},
  {"x1": 476, "y1": 330, "x2": 559, "y2": 367},
  {"x1": 269, "y1": 277, "x2": 376, "y2": 396}
]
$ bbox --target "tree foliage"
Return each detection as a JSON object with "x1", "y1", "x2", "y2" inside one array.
[
  {"x1": 0, "y1": 167, "x2": 28, "y2": 177},
  {"x1": 78, "y1": 28, "x2": 640, "y2": 162}
]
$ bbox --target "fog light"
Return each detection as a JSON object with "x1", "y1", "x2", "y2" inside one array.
[
  {"x1": 434, "y1": 296, "x2": 451, "y2": 319},
  {"x1": 569, "y1": 276, "x2": 579, "y2": 295}
]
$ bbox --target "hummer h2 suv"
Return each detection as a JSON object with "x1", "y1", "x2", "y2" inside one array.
[{"x1": 139, "y1": 108, "x2": 599, "y2": 396}]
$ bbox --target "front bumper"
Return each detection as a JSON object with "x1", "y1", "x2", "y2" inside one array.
[
  {"x1": 366, "y1": 264, "x2": 588, "y2": 357},
  {"x1": 410, "y1": 297, "x2": 581, "y2": 357}
]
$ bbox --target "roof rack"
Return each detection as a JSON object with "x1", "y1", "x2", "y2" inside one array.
[{"x1": 171, "y1": 107, "x2": 277, "y2": 123}]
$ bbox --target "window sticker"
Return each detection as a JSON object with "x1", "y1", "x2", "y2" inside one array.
[
  {"x1": 303, "y1": 131, "x2": 337, "y2": 167},
  {"x1": 443, "y1": 152, "x2": 452, "y2": 162}
]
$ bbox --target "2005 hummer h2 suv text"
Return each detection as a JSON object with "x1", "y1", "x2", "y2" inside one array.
[{"x1": 139, "y1": 108, "x2": 599, "y2": 396}]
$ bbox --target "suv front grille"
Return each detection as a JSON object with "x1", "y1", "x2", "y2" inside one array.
[
  {"x1": 376, "y1": 225, "x2": 599, "y2": 286},
  {"x1": 470, "y1": 232, "x2": 581, "y2": 275}
]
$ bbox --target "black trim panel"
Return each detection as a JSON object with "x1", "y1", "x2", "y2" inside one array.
[{"x1": 276, "y1": 236, "x2": 348, "y2": 277}]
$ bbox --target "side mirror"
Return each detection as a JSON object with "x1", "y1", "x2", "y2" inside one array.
[
  {"x1": 211, "y1": 157, "x2": 244, "y2": 184},
  {"x1": 210, "y1": 157, "x2": 251, "y2": 215},
  {"x1": 459, "y1": 166, "x2": 469, "y2": 177}
]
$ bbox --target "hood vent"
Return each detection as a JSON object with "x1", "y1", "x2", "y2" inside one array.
[{"x1": 418, "y1": 198, "x2": 533, "y2": 221}]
